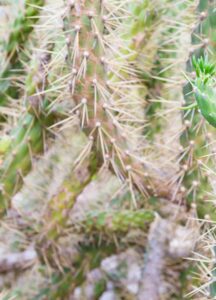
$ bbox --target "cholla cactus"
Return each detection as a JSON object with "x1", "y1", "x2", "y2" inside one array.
[{"x1": 1, "y1": 0, "x2": 216, "y2": 299}]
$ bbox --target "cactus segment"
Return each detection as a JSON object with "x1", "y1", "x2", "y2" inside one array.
[
  {"x1": 180, "y1": 1, "x2": 216, "y2": 209},
  {"x1": 61, "y1": 0, "x2": 150, "y2": 196},
  {"x1": 59, "y1": 0, "x2": 195, "y2": 202},
  {"x1": 0, "y1": 114, "x2": 43, "y2": 210},
  {"x1": 182, "y1": 1, "x2": 216, "y2": 297},
  {"x1": 25, "y1": 49, "x2": 54, "y2": 116},
  {"x1": 5, "y1": 0, "x2": 44, "y2": 63},
  {"x1": 45, "y1": 174, "x2": 93, "y2": 240},
  {"x1": 0, "y1": 0, "x2": 45, "y2": 107},
  {"x1": 0, "y1": 47, "x2": 54, "y2": 212},
  {"x1": 78, "y1": 210, "x2": 155, "y2": 233},
  {"x1": 11, "y1": 128, "x2": 89, "y2": 219}
]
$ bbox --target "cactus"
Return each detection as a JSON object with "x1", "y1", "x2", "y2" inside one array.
[{"x1": 1, "y1": 0, "x2": 216, "y2": 299}]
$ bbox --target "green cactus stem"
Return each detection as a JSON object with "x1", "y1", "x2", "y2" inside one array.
[
  {"x1": 183, "y1": 1, "x2": 216, "y2": 295},
  {"x1": 62, "y1": 0, "x2": 151, "y2": 197},
  {"x1": 0, "y1": 0, "x2": 45, "y2": 107},
  {"x1": 61, "y1": 0, "x2": 191, "y2": 202},
  {"x1": 0, "y1": 49, "x2": 54, "y2": 212},
  {"x1": 0, "y1": 114, "x2": 44, "y2": 211},
  {"x1": 75, "y1": 209, "x2": 155, "y2": 234},
  {"x1": 180, "y1": 1, "x2": 216, "y2": 214}
]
